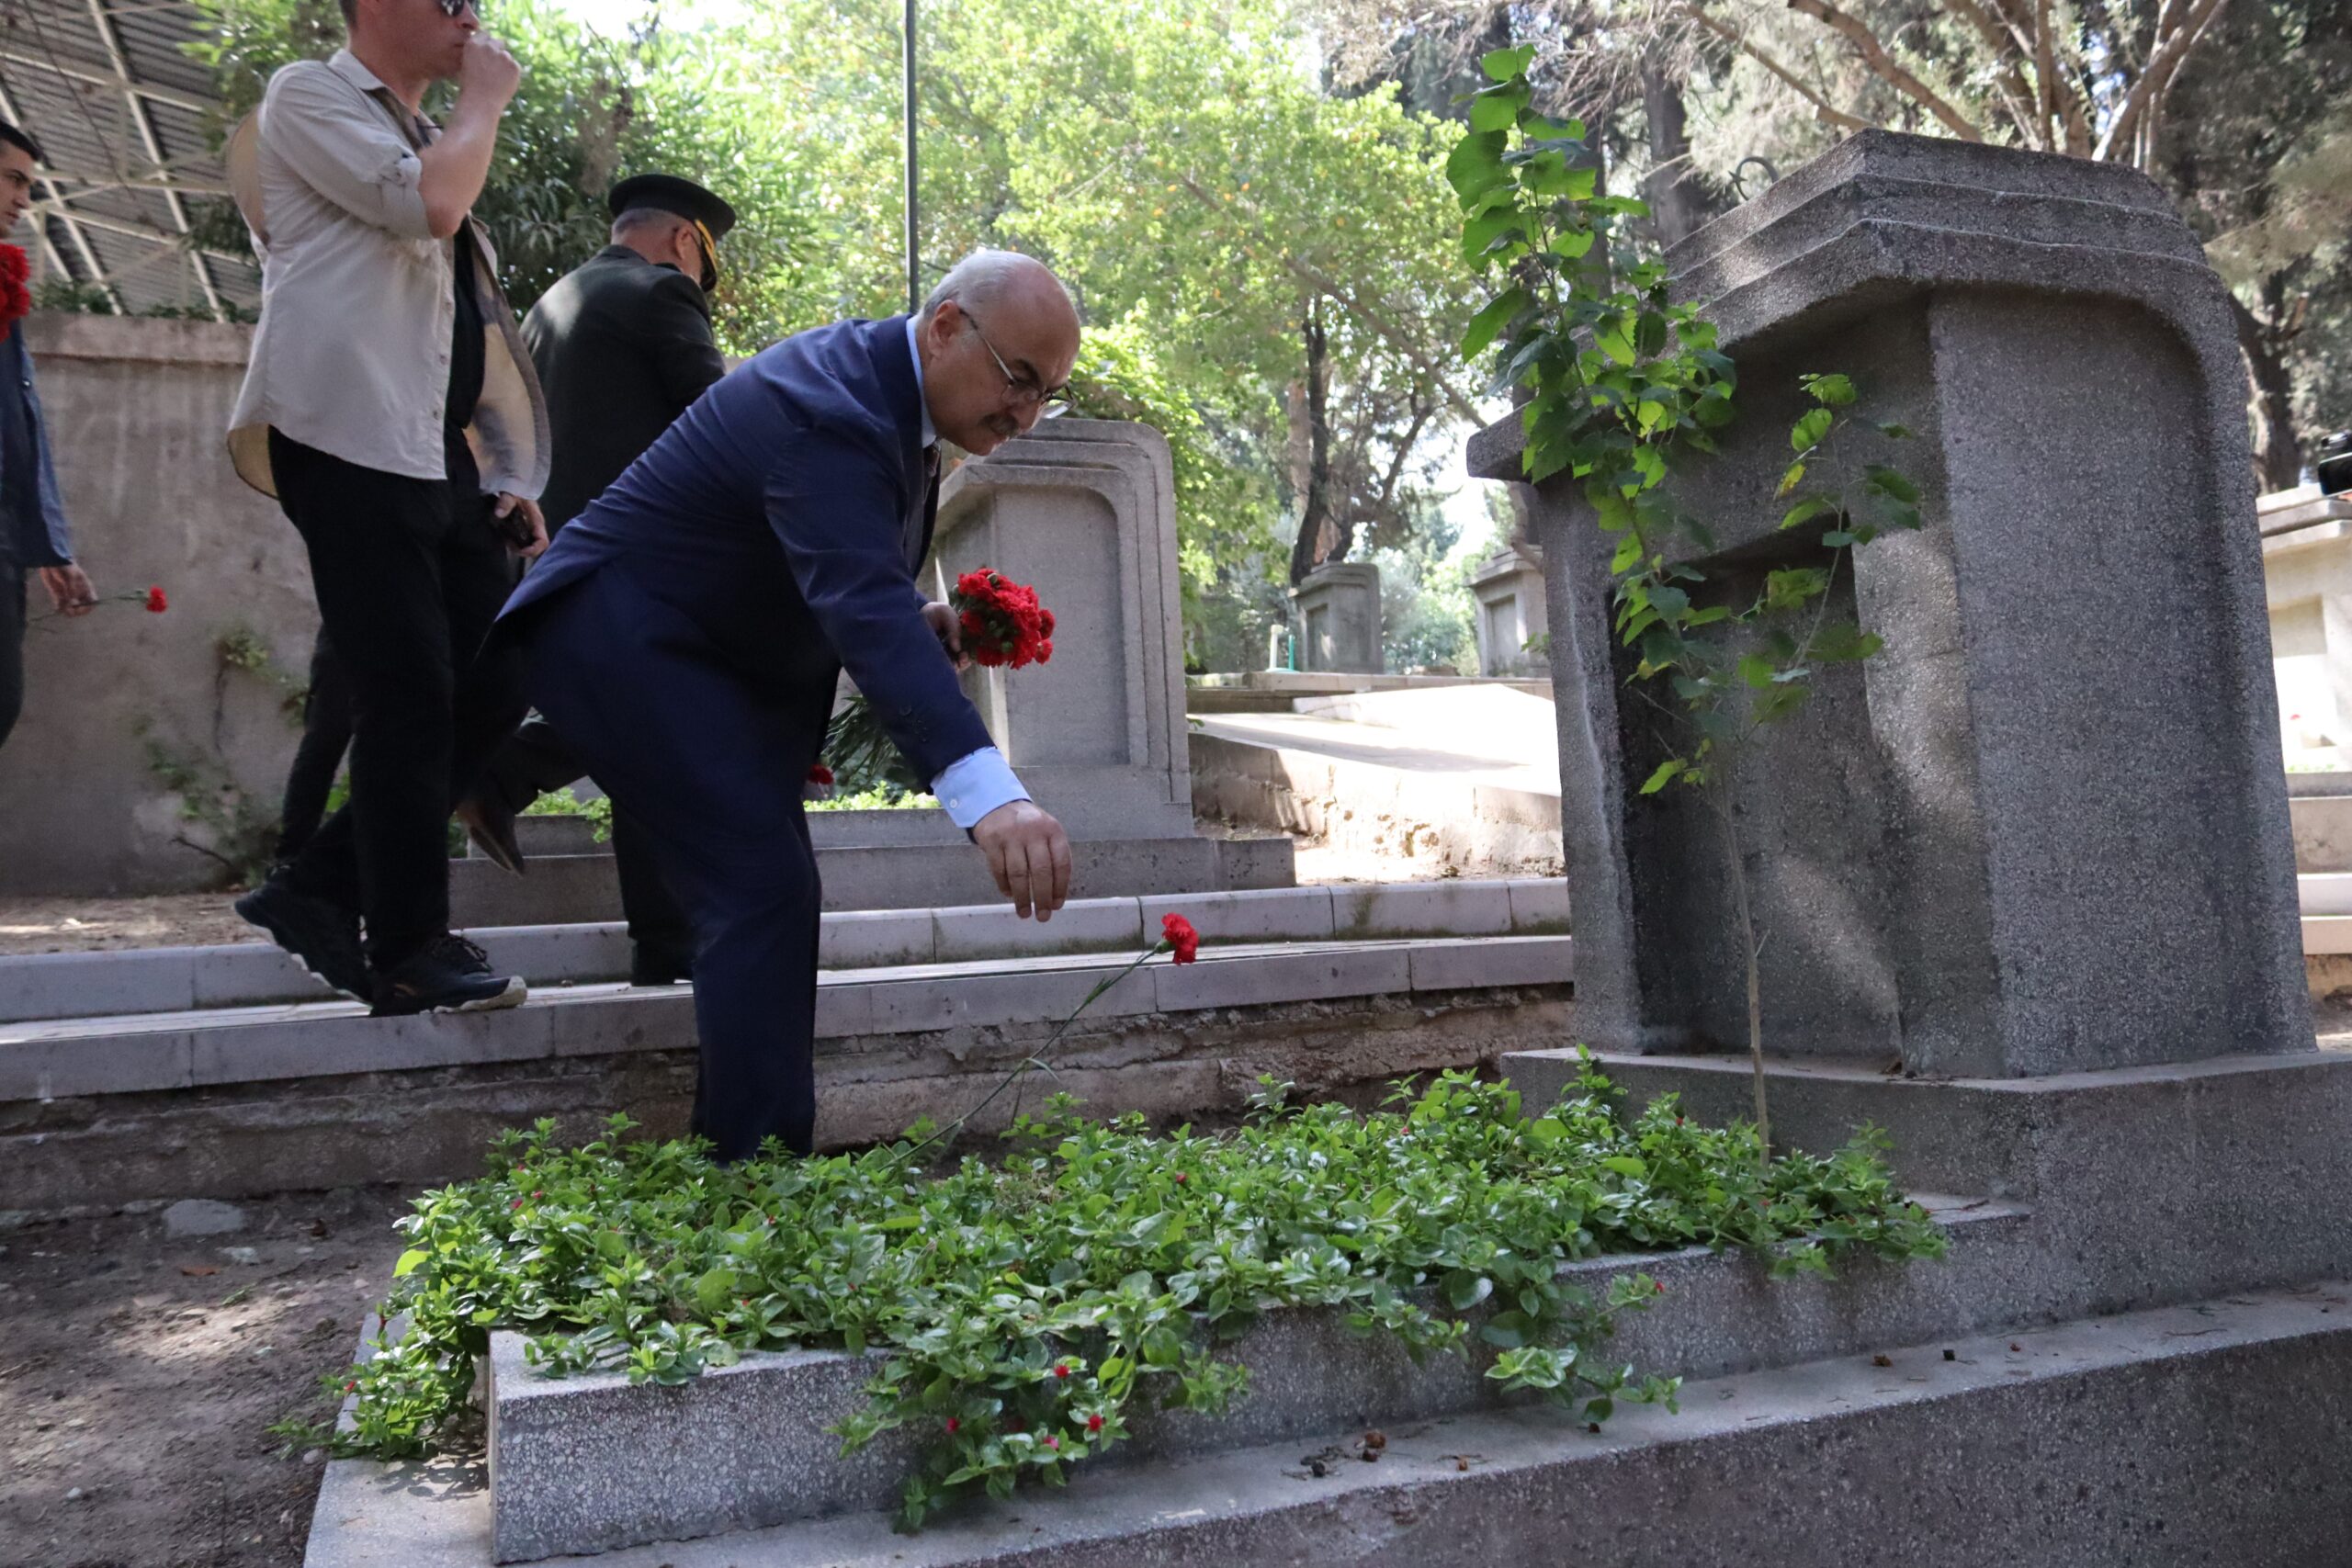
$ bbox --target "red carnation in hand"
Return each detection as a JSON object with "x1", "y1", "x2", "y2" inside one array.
[
  {"x1": 951, "y1": 568, "x2": 1056, "y2": 670},
  {"x1": 144, "y1": 586, "x2": 167, "y2": 614},
  {"x1": 0, "y1": 245, "x2": 29, "y2": 329},
  {"x1": 1160, "y1": 913, "x2": 1200, "y2": 964},
  {"x1": 807, "y1": 763, "x2": 833, "y2": 786}
]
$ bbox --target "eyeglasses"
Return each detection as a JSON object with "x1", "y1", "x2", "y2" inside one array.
[
  {"x1": 432, "y1": 0, "x2": 482, "y2": 18},
  {"x1": 965, "y1": 313, "x2": 1069, "y2": 418}
]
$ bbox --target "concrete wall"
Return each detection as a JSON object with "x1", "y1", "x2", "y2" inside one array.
[{"x1": 0, "y1": 314, "x2": 315, "y2": 897}]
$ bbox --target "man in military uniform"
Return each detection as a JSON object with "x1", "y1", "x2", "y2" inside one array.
[{"x1": 456, "y1": 173, "x2": 735, "y2": 986}]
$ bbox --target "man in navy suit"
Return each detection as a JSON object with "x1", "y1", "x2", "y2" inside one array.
[{"x1": 498, "y1": 249, "x2": 1078, "y2": 1160}]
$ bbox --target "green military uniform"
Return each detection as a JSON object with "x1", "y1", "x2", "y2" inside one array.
[{"x1": 476, "y1": 175, "x2": 737, "y2": 984}]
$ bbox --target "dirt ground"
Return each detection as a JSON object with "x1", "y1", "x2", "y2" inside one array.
[
  {"x1": 0, "y1": 1185, "x2": 416, "y2": 1568},
  {"x1": 0, "y1": 894, "x2": 256, "y2": 956}
]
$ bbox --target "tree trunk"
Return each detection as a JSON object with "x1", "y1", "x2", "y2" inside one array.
[
  {"x1": 1639, "y1": 48, "x2": 1713, "y2": 250},
  {"x1": 1288, "y1": 299, "x2": 1343, "y2": 585},
  {"x1": 2233, "y1": 289, "x2": 2303, "y2": 493}
]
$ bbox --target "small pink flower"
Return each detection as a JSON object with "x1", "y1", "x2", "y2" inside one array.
[
  {"x1": 946, "y1": 1416, "x2": 960, "y2": 1434},
  {"x1": 1044, "y1": 1434, "x2": 1059, "y2": 1450}
]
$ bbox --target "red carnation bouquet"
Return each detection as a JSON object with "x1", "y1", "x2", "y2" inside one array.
[
  {"x1": 954, "y1": 568, "x2": 1055, "y2": 670},
  {"x1": 0, "y1": 245, "x2": 31, "y2": 330}
]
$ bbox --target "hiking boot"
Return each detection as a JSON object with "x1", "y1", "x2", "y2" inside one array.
[
  {"x1": 372, "y1": 933, "x2": 526, "y2": 1017},
  {"x1": 234, "y1": 874, "x2": 369, "y2": 1001},
  {"x1": 455, "y1": 794, "x2": 526, "y2": 876},
  {"x1": 628, "y1": 943, "x2": 695, "y2": 987}
]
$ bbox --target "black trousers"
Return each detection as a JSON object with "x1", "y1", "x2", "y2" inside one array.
[
  {"x1": 266, "y1": 430, "x2": 526, "y2": 972},
  {"x1": 0, "y1": 556, "x2": 22, "y2": 752},
  {"x1": 517, "y1": 567, "x2": 828, "y2": 1160},
  {"x1": 276, "y1": 629, "x2": 356, "y2": 863},
  {"x1": 475, "y1": 713, "x2": 694, "y2": 960}
]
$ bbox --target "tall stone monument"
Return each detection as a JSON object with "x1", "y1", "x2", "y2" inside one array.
[
  {"x1": 1470, "y1": 131, "x2": 2310, "y2": 1078},
  {"x1": 1289, "y1": 560, "x2": 1382, "y2": 674}
]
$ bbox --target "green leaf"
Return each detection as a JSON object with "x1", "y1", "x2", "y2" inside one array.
[
  {"x1": 694, "y1": 1267, "x2": 737, "y2": 1317},
  {"x1": 1738, "y1": 654, "x2": 1777, "y2": 689},
  {"x1": 1864, "y1": 465, "x2": 1921, "y2": 504},
  {"x1": 393, "y1": 1249, "x2": 429, "y2": 1279},
  {"x1": 1776, "y1": 461, "x2": 1806, "y2": 498},
  {"x1": 1481, "y1": 44, "x2": 1536, "y2": 81},
  {"x1": 1595, "y1": 328, "x2": 1635, "y2": 367},
  {"x1": 1468, "y1": 86, "x2": 1528, "y2": 134},
  {"x1": 1444, "y1": 131, "x2": 1510, "y2": 207},
  {"x1": 1803, "y1": 373, "x2": 1856, "y2": 406},
  {"x1": 1552, "y1": 227, "x2": 1596, "y2": 259},
  {"x1": 1525, "y1": 114, "x2": 1585, "y2": 140},
  {"x1": 1461, "y1": 208, "x2": 1527, "y2": 265},
  {"x1": 1781, "y1": 497, "x2": 1833, "y2": 530},
  {"x1": 1481, "y1": 1311, "x2": 1536, "y2": 1349},
  {"x1": 1610, "y1": 532, "x2": 1644, "y2": 574},
  {"x1": 1600, "y1": 1155, "x2": 1647, "y2": 1179},
  {"x1": 1790, "y1": 407, "x2": 1834, "y2": 453},
  {"x1": 1461, "y1": 288, "x2": 1530, "y2": 359},
  {"x1": 1639, "y1": 758, "x2": 1687, "y2": 795},
  {"x1": 1876, "y1": 421, "x2": 1915, "y2": 439},
  {"x1": 1634, "y1": 311, "x2": 1668, "y2": 358},
  {"x1": 1443, "y1": 1269, "x2": 1495, "y2": 1310}
]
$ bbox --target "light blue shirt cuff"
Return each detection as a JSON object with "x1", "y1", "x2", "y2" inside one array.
[{"x1": 933, "y1": 746, "x2": 1029, "y2": 830}]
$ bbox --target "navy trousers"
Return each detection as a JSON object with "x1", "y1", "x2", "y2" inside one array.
[{"x1": 514, "y1": 566, "x2": 828, "y2": 1160}]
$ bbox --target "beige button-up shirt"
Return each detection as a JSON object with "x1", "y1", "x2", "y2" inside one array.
[{"x1": 224, "y1": 50, "x2": 548, "y2": 501}]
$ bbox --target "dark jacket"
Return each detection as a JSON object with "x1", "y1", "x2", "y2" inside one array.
[
  {"x1": 498, "y1": 315, "x2": 982, "y2": 782},
  {"x1": 520, "y1": 245, "x2": 728, "y2": 532},
  {"x1": 0, "y1": 321, "x2": 73, "y2": 568}
]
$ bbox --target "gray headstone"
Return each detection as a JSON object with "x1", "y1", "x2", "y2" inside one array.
[
  {"x1": 161, "y1": 1198, "x2": 247, "y2": 1237},
  {"x1": 1291, "y1": 561, "x2": 1383, "y2": 673},
  {"x1": 934, "y1": 420, "x2": 1194, "y2": 840},
  {"x1": 1468, "y1": 130, "x2": 2310, "y2": 1078},
  {"x1": 1472, "y1": 545, "x2": 1549, "y2": 676}
]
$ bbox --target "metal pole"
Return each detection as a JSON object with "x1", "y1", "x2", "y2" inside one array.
[{"x1": 903, "y1": 0, "x2": 919, "y2": 316}]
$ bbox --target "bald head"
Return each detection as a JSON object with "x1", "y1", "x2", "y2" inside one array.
[
  {"x1": 918, "y1": 249, "x2": 1079, "y2": 338},
  {"x1": 911, "y1": 249, "x2": 1081, "y2": 457}
]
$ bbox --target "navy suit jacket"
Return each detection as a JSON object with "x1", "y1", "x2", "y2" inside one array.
[{"x1": 499, "y1": 315, "x2": 992, "y2": 783}]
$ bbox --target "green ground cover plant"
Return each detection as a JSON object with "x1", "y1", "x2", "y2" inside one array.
[{"x1": 285, "y1": 1061, "x2": 1942, "y2": 1530}]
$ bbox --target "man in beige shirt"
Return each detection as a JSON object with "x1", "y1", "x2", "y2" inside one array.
[{"x1": 224, "y1": 0, "x2": 550, "y2": 1016}]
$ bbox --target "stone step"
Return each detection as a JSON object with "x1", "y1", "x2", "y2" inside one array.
[
  {"x1": 0, "y1": 933, "x2": 1574, "y2": 1106},
  {"x1": 450, "y1": 830, "x2": 1296, "y2": 926},
  {"x1": 305, "y1": 1280, "x2": 2352, "y2": 1567},
  {"x1": 0, "y1": 879, "x2": 1569, "y2": 1024},
  {"x1": 5, "y1": 933, "x2": 1577, "y2": 1213}
]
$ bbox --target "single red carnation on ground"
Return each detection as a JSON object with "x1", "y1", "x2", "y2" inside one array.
[
  {"x1": 143, "y1": 586, "x2": 167, "y2": 614},
  {"x1": 1160, "y1": 913, "x2": 1200, "y2": 964}
]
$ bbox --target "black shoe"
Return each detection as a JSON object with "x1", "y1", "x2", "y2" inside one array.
[
  {"x1": 628, "y1": 944, "x2": 694, "y2": 987},
  {"x1": 372, "y1": 934, "x2": 527, "y2": 1017},
  {"x1": 455, "y1": 795, "x2": 526, "y2": 876},
  {"x1": 234, "y1": 875, "x2": 370, "y2": 1001}
]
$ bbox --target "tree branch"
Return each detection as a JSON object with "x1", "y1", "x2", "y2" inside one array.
[
  {"x1": 1942, "y1": 0, "x2": 2045, "y2": 142},
  {"x1": 2093, "y1": 0, "x2": 2231, "y2": 163},
  {"x1": 1783, "y1": 0, "x2": 1987, "y2": 141},
  {"x1": 2033, "y1": 0, "x2": 2058, "y2": 151},
  {"x1": 1170, "y1": 169, "x2": 1484, "y2": 426},
  {"x1": 1681, "y1": 6, "x2": 1871, "y2": 132}
]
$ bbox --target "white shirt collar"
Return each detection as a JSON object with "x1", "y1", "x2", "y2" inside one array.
[{"x1": 904, "y1": 314, "x2": 936, "y2": 449}]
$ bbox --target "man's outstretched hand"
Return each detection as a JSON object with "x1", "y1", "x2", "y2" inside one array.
[{"x1": 972, "y1": 799, "x2": 1071, "y2": 921}]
